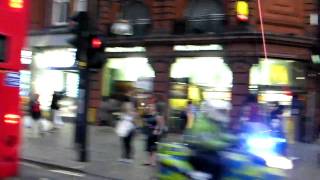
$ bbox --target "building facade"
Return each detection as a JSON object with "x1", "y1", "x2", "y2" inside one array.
[{"x1": 85, "y1": 0, "x2": 320, "y2": 135}]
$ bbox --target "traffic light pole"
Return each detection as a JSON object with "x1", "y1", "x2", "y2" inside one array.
[
  {"x1": 75, "y1": 60, "x2": 90, "y2": 162},
  {"x1": 68, "y1": 12, "x2": 90, "y2": 162},
  {"x1": 69, "y1": 12, "x2": 105, "y2": 162}
]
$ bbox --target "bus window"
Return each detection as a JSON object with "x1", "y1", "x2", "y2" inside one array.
[{"x1": 0, "y1": 35, "x2": 6, "y2": 62}]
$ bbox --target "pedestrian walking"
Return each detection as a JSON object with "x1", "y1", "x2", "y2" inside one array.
[
  {"x1": 142, "y1": 103, "x2": 165, "y2": 167},
  {"x1": 241, "y1": 94, "x2": 263, "y2": 122},
  {"x1": 29, "y1": 93, "x2": 42, "y2": 137},
  {"x1": 236, "y1": 94, "x2": 259, "y2": 131},
  {"x1": 115, "y1": 102, "x2": 136, "y2": 163},
  {"x1": 291, "y1": 94, "x2": 305, "y2": 142},
  {"x1": 51, "y1": 91, "x2": 64, "y2": 128},
  {"x1": 269, "y1": 103, "x2": 285, "y2": 135}
]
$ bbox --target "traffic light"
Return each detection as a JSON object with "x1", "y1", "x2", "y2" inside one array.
[
  {"x1": 87, "y1": 36, "x2": 105, "y2": 69},
  {"x1": 236, "y1": 1, "x2": 249, "y2": 23},
  {"x1": 68, "y1": 12, "x2": 89, "y2": 60}
]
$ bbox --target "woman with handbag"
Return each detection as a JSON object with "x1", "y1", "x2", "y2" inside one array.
[
  {"x1": 116, "y1": 102, "x2": 137, "y2": 163},
  {"x1": 142, "y1": 103, "x2": 165, "y2": 167}
]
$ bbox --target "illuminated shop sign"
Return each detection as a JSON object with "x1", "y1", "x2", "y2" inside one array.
[
  {"x1": 174, "y1": 44, "x2": 223, "y2": 51},
  {"x1": 105, "y1": 46, "x2": 146, "y2": 52},
  {"x1": 270, "y1": 64, "x2": 289, "y2": 85},
  {"x1": 35, "y1": 48, "x2": 76, "y2": 68},
  {"x1": 250, "y1": 59, "x2": 291, "y2": 86}
]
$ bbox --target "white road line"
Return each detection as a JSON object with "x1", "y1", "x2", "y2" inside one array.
[
  {"x1": 20, "y1": 162, "x2": 43, "y2": 169},
  {"x1": 49, "y1": 170, "x2": 85, "y2": 177}
]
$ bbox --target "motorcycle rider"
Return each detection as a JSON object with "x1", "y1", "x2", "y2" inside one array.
[
  {"x1": 185, "y1": 100, "x2": 236, "y2": 180},
  {"x1": 158, "y1": 100, "x2": 289, "y2": 180}
]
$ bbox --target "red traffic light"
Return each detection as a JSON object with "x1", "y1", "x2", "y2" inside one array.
[{"x1": 91, "y1": 38, "x2": 102, "y2": 49}]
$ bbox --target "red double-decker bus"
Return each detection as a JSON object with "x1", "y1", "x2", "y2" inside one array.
[{"x1": 0, "y1": 0, "x2": 29, "y2": 178}]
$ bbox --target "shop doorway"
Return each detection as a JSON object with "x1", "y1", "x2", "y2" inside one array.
[
  {"x1": 99, "y1": 57, "x2": 155, "y2": 126},
  {"x1": 169, "y1": 57, "x2": 232, "y2": 131}
]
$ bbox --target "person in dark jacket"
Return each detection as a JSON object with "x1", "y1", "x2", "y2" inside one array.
[
  {"x1": 30, "y1": 93, "x2": 41, "y2": 120},
  {"x1": 51, "y1": 91, "x2": 63, "y2": 128},
  {"x1": 29, "y1": 93, "x2": 42, "y2": 137},
  {"x1": 291, "y1": 94, "x2": 305, "y2": 142},
  {"x1": 51, "y1": 92, "x2": 60, "y2": 110},
  {"x1": 143, "y1": 103, "x2": 164, "y2": 166}
]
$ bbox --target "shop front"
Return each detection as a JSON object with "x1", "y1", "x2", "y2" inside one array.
[
  {"x1": 32, "y1": 48, "x2": 79, "y2": 117},
  {"x1": 20, "y1": 50, "x2": 33, "y2": 114},
  {"x1": 250, "y1": 58, "x2": 306, "y2": 105},
  {"x1": 99, "y1": 51, "x2": 155, "y2": 125},
  {"x1": 250, "y1": 58, "x2": 307, "y2": 142},
  {"x1": 167, "y1": 45, "x2": 232, "y2": 131}
]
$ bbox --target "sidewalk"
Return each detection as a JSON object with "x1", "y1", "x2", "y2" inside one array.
[
  {"x1": 22, "y1": 117, "x2": 320, "y2": 180},
  {"x1": 286, "y1": 142, "x2": 320, "y2": 180},
  {"x1": 22, "y1": 119, "x2": 163, "y2": 180}
]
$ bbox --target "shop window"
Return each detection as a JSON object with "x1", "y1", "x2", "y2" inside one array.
[
  {"x1": 183, "y1": 0, "x2": 225, "y2": 34},
  {"x1": 170, "y1": 57, "x2": 232, "y2": 101},
  {"x1": 52, "y1": 0, "x2": 70, "y2": 26},
  {"x1": 249, "y1": 59, "x2": 306, "y2": 102},
  {"x1": 250, "y1": 59, "x2": 293, "y2": 87},
  {"x1": 169, "y1": 57, "x2": 232, "y2": 131},
  {"x1": 113, "y1": 1, "x2": 151, "y2": 36},
  {"x1": 102, "y1": 58, "x2": 155, "y2": 96}
]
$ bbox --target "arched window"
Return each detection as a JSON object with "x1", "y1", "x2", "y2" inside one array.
[
  {"x1": 122, "y1": 0, "x2": 151, "y2": 36},
  {"x1": 184, "y1": 0, "x2": 225, "y2": 34}
]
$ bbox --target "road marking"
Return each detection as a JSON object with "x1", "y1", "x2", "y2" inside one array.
[
  {"x1": 49, "y1": 170, "x2": 85, "y2": 177},
  {"x1": 20, "y1": 162, "x2": 43, "y2": 169}
]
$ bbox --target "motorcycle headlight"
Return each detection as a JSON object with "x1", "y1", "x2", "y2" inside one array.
[
  {"x1": 264, "y1": 155, "x2": 293, "y2": 170},
  {"x1": 247, "y1": 137, "x2": 275, "y2": 150}
]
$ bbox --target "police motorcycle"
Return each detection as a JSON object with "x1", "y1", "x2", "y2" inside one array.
[{"x1": 157, "y1": 102, "x2": 293, "y2": 180}]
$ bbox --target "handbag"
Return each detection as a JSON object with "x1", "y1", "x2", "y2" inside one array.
[{"x1": 115, "y1": 119, "x2": 134, "y2": 137}]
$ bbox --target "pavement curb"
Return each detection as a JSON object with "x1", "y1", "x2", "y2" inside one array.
[
  {"x1": 21, "y1": 158, "x2": 85, "y2": 173},
  {"x1": 21, "y1": 158, "x2": 122, "y2": 180}
]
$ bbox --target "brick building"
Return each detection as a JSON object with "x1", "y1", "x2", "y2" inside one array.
[
  {"x1": 84, "y1": 0, "x2": 320, "y2": 134},
  {"x1": 23, "y1": 0, "x2": 87, "y2": 117}
]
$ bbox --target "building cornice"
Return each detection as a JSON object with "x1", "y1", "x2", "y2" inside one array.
[{"x1": 102, "y1": 32, "x2": 316, "y2": 48}]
